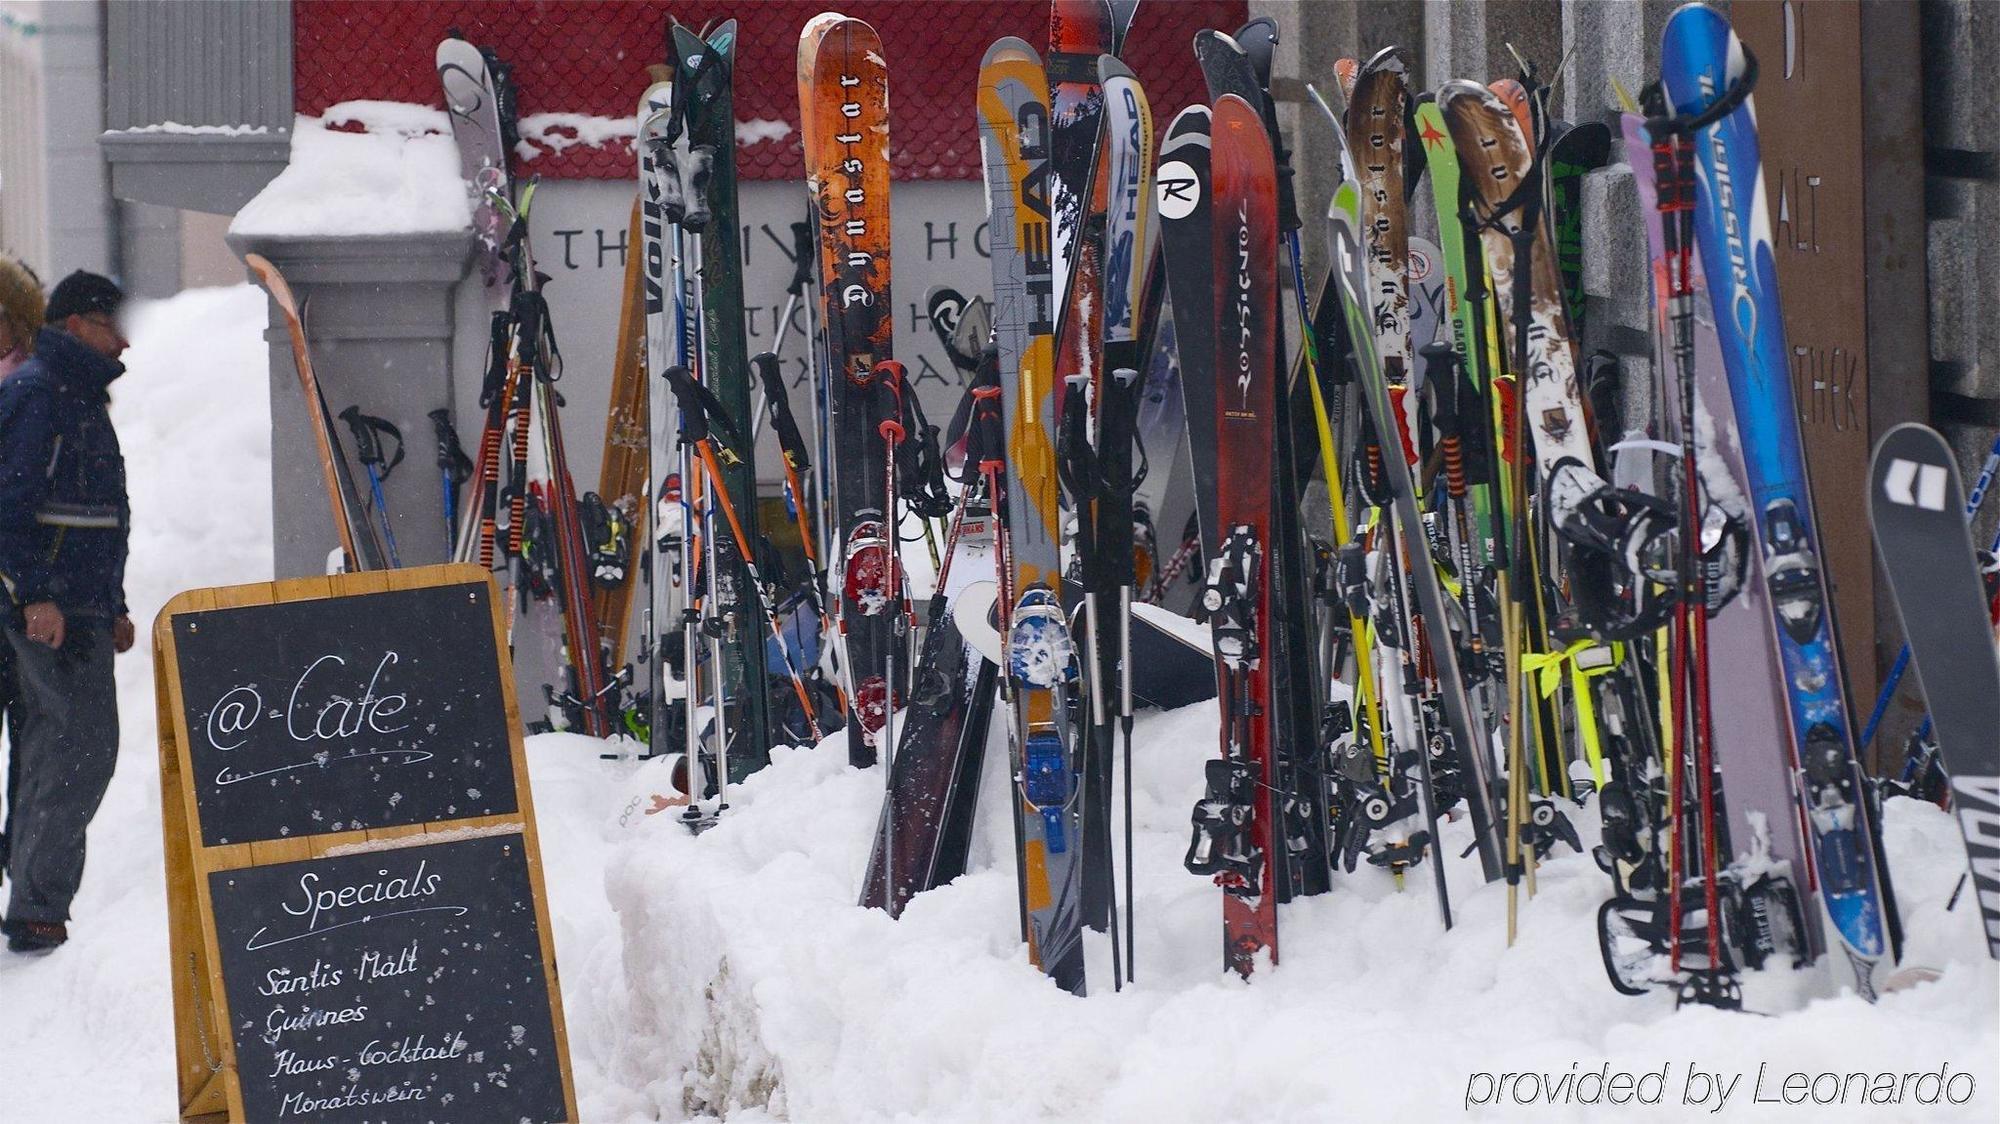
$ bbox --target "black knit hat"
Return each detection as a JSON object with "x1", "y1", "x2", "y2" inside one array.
[{"x1": 43, "y1": 270, "x2": 124, "y2": 323}]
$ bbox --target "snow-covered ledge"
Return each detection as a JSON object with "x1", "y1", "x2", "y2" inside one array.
[
  {"x1": 218, "y1": 102, "x2": 480, "y2": 577},
  {"x1": 101, "y1": 129, "x2": 292, "y2": 215}
]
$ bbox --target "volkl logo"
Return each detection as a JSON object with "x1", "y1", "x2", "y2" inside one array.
[
  {"x1": 1949, "y1": 775, "x2": 2000, "y2": 951},
  {"x1": 1882, "y1": 458, "x2": 1948, "y2": 511}
]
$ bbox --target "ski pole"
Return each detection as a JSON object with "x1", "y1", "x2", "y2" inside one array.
[
  {"x1": 339, "y1": 405, "x2": 405, "y2": 568},
  {"x1": 429, "y1": 408, "x2": 474, "y2": 558},
  {"x1": 663, "y1": 366, "x2": 826, "y2": 743},
  {"x1": 748, "y1": 220, "x2": 818, "y2": 445}
]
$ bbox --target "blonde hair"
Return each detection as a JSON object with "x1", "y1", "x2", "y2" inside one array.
[{"x1": 0, "y1": 257, "x2": 45, "y2": 357}]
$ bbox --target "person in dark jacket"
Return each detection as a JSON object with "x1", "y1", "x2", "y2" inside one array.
[
  {"x1": 0, "y1": 257, "x2": 45, "y2": 897},
  {"x1": 0, "y1": 270, "x2": 133, "y2": 954}
]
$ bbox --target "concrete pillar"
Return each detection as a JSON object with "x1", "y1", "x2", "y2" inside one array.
[
  {"x1": 34, "y1": 0, "x2": 113, "y2": 280},
  {"x1": 225, "y1": 232, "x2": 473, "y2": 578}
]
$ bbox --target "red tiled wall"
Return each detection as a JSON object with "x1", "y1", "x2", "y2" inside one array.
[{"x1": 294, "y1": 0, "x2": 1248, "y2": 181}]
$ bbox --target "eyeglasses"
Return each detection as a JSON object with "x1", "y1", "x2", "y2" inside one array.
[{"x1": 79, "y1": 312, "x2": 124, "y2": 336}]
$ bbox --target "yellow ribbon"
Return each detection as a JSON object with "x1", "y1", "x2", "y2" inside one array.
[{"x1": 1519, "y1": 639, "x2": 1618, "y2": 787}]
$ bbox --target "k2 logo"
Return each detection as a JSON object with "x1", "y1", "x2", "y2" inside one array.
[{"x1": 1883, "y1": 458, "x2": 1948, "y2": 511}]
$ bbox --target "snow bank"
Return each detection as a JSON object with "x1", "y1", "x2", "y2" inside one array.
[
  {"x1": 601, "y1": 705, "x2": 1999, "y2": 1121},
  {"x1": 0, "y1": 284, "x2": 275, "y2": 1116},
  {"x1": 230, "y1": 102, "x2": 470, "y2": 238},
  {"x1": 0, "y1": 286, "x2": 642, "y2": 1121}
]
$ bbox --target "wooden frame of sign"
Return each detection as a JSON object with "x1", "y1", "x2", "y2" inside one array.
[{"x1": 154, "y1": 564, "x2": 577, "y2": 1123}]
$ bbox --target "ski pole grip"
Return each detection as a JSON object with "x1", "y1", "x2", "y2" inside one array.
[
  {"x1": 662, "y1": 364, "x2": 708, "y2": 444},
  {"x1": 338, "y1": 405, "x2": 382, "y2": 466},
  {"x1": 875, "y1": 360, "x2": 907, "y2": 445},
  {"x1": 680, "y1": 146, "x2": 715, "y2": 232},
  {"x1": 751, "y1": 351, "x2": 784, "y2": 399}
]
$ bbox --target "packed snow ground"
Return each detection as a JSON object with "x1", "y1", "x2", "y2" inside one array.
[{"x1": 0, "y1": 287, "x2": 1994, "y2": 1122}]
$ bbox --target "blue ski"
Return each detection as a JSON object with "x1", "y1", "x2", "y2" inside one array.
[{"x1": 1659, "y1": 2, "x2": 1900, "y2": 999}]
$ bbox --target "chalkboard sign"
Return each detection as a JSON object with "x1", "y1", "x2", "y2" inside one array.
[
  {"x1": 174, "y1": 582, "x2": 517, "y2": 846},
  {"x1": 208, "y1": 833, "x2": 566, "y2": 1122},
  {"x1": 155, "y1": 566, "x2": 575, "y2": 1124}
]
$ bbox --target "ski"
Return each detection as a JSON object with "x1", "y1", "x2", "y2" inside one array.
[
  {"x1": 675, "y1": 20, "x2": 772, "y2": 771},
  {"x1": 1182, "y1": 94, "x2": 1280, "y2": 977},
  {"x1": 1155, "y1": 107, "x2": 1218, "y2": 557},
  {"x1": 800, "y1": 14, "x2": 898, "y2": 769},
  {"x1": 1867, "y1": 424, "x2": 2000, "y2": 960},
  {"x1": 978, "y1": 36, "x2": 1086, "y2": 994},
  {"x1": 1330, "y1": 175, "x2": 1505, "y2": 887},
  {"x1": 859, "y1": 369, "x2": 1003, "y2": 916}
]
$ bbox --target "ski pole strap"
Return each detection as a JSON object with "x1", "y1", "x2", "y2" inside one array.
[
  {"x1": 651, "y1": 134, "x2": 686, "y2": 224},
  {"x1": 479, "y1": 310, "x2": 512, "y2": 408},
  {"x1": 338, "y1": 406, "x2": 405, "y2": 476},
  {"x1": 1055, "y1": 374, "x2": 1096, "y2": 505},
  {"x1": 1639, "y1": 43, "x2": 1759, "y2": 143},
  {"x1": 510, "y1": 283, "x2": 562, "y2": 381},
  {"x1": 679, "y1": 364, "x2": 749, "y2": 456},
  {"x1": 680, "y1": 146, "x2": 715, "y2": 232},
  {"x1": 1519, "y1": 638, "x2": 1617, "y2": 786},
  {"x1": 942, "y1": 352, "x2": 1001, "y2": 472}
]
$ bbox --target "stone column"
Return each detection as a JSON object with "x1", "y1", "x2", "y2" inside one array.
[{"x1": 225, "y1": 232, "x2": 473, "y2": 578}]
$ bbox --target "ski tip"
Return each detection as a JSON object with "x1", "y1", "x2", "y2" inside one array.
[
  {"x1": 1164, "y1": 102, "x2": 1213, "y2": 137},
  {"x1": 1191, "y1": 27, "x2": 1240, "y2": 57},
  {"x1": 1659, "y1": 3, "x2": 1744, "y2": 113},
  {"x1": 1360, "y1": 44, "x2": 1406, "y2": 76},
  {"x1": 980, "y1": 35, "x2": 1042, "y2": 70},
  {"x1": 1434, "y1": 78, "x2": 1501, "y2": 116},
  {"x1": 1096, "y1": 53, "x2": 1135, "y2": 85}
]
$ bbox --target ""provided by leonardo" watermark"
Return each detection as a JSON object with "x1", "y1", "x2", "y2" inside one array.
[{"x1": 1463, "y1": 1061, "x2": 1978, "y2": 1112}]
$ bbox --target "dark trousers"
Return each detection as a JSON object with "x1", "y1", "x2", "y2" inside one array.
[{"x1": 2, "y1": 618, "x2": 117, "y2": 925}]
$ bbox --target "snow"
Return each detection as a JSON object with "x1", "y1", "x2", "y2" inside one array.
[
  {"x1": 517, "y1": 112, "x2": 639, "y2": 161},
  {"x1": 737, "y1": 118, "x2": 793, "y2": 146},
  {"x1": 597, "y1": 720, "x2": 1998, "y2": 1121},
  {"x1": 230, "y1": 104, "x2": 470, "y2": 238},
  {"x1": 0, "y1": 286, "x2": 1995, "y2": 1122},
  {"x1": 104, "y1": 122, "x2": 275, "y2": 137}
]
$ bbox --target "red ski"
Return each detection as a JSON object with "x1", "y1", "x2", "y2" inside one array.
[{"x1": 1180, "y1": 94, "x2": 1280, "y2": 977}]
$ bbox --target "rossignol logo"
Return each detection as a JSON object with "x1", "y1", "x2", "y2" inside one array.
[
  {"x1": 1156, "y1": 160, "x2": 1200, "y2": 220},
  {"x1": 1881, "y1": 458, "x2": 1948, "y2": 511},
  {"x1": 1234, "y1": 202, "x2": 1253, "y2": 406},
  {"x1": 1700, "y1": 74, "x2": 1758, "y2": 345}
]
